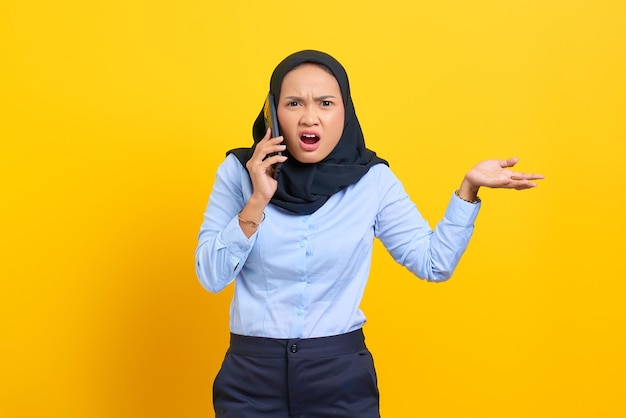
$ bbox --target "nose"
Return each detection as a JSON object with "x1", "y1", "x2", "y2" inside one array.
[{"x1": 300, "y1": 107, "x2": 319, "y2": 126}]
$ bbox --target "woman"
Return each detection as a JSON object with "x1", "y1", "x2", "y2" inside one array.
[{"x1": 195, "y1": 50, "x2": 543, "y2": 417}]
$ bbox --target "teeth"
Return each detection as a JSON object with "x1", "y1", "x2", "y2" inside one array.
[{"x1": 302, "y1": 134, "x2": 316, "y2": 138}]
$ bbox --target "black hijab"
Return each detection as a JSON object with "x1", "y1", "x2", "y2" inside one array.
[{"x1": 228, "y1": 50, "x2": 388, "y2": 215}]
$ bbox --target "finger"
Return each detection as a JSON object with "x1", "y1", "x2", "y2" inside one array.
[
  {"x1": 270, "y1": 135, "x2": 285, "y2": 145},
  {"x1": 253, "y1": 135, "x2": 284, "y2": 161},
  {"x1": 265, "y1": 154, "x2": 288, "y2": 166},
  {"x1": 259, "y1": 135, "x2": 284, "y2": 149},
  {"x1": 502, "y1": 156, "x2": 519, "y2": 168},
  {"x1": 260, "y1": 155, "x2": 288, "y2": 178},
  {"x1": 262, "y1": 138, "x2": 286, "y2": 159},
  {"x1": 248, "y1": 154, "x2": 285, "y2": 178},
  {"x1": 512, "y1": 177, "x2": 543, "y2": 189},
  {"x1": 510, "y1": 172, "x2": 545, "y2": 180},
  {"x1": 257, "y1": 128, "x2": 272, "y2": 146}
]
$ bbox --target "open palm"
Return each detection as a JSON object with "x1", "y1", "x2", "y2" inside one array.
[{"x1": 465, "y1": 157, "x2": 544, "y2": 190}]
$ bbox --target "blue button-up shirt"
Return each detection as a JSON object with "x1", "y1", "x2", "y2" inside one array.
[{"x1": 196, "y1": 154, "x2": 480, "y2": 338}]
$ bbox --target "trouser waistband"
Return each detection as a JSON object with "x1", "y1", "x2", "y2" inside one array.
[{"x1": 228, "y1": 328, "x2": 366, "y2": 358}]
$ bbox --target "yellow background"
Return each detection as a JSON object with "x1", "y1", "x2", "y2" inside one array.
[{"x1": 2, "y1": 0, "x2": 625, "y2": 416}]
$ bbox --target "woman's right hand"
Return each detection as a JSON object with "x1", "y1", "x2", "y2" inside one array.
[{"x1": 245, "y1": 128, "x2": 287, "y2": 204}]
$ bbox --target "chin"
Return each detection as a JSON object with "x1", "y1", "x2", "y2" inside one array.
[{"x1": 293, "y1": 154, "x2": 323, "y2": 164}]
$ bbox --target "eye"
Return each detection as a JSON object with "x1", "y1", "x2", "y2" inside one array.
[
  {"x1": 286, "y1": 101, "x2": 299, "y2": 107},
  {"x1": 321, "y1": 100, "x2": 332, "y2": 107}
]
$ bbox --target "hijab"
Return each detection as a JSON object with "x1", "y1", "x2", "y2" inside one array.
[{"x1": 228, "y1": 50, "x2": 388, "y2": 215}]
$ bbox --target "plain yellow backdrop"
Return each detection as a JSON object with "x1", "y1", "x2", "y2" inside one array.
[{"x1": 2, "y1": 0, "x2": 625, "y2": 417}]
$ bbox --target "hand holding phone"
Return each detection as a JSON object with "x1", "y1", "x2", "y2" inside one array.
[{"x1": 263, "y1": 93, "x2": 283, "y2": 179}]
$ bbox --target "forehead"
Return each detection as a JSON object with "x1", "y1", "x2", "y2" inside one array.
[{"x1": 281, "y1": 63, "x2": 340, "y2": 91}]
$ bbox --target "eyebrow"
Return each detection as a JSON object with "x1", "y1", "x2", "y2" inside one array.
[{"x1": 283, "y1": 95, "x2": 338, "y2": 101}]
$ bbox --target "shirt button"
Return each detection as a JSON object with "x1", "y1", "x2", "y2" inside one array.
[{"x1": 290, "y1": 344, "x2": 298, "y2": 353}]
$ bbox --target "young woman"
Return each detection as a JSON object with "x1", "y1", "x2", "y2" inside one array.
[{"x1": 195, "y1": 50, "x2": 543, "y2": 417}]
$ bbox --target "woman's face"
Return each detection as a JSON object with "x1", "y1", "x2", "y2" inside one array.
[{"x1": 277, "y1": 63, "x2": 345, "y2": 164}]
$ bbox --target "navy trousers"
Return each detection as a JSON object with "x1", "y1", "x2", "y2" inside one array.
[{"x1": 213, "y1": 329, "x2": 380, "y2": 418}]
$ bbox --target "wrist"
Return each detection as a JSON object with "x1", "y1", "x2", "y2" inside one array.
[
  {"x1": 247, "y1": 193, "x2": 271, "y2": 211},
  {"x1": 238, "y1": 195, "x2": 269, "y2": 237},
  {"x1": 458, "y1": 178, "x2": 481, "y2": 203},
  {"x1": 238, "y1": 210, "x2": 266, "y2": 229}
]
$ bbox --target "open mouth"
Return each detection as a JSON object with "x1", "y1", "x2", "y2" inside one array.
[
  {"x1": 298, "y1": 132, "x2": 322, "y2": 152},
  {"x1": 300, "y1": 133, "x2": 320, "y2": 144}
]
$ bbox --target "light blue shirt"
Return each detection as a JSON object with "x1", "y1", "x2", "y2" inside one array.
[{"x1": 196, "y1": 154, "x2": 480, "y2": 339}]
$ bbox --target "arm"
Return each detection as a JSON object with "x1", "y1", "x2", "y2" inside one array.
[
  {"x1": 194, "y1": 155, "x2": 255, "y2": 292},
  {"x1": 377, "y1": 157, "x2": 543, "y2": 282},
  {"x1": 375, "y1": 170, "x2": 480, "y2": 282},
  {"x1": 238, "y1": 128, "x2": 287, "y2": 238},
  {"x1": 195, "y1": 130, "x2": 287, "y2": 292}
]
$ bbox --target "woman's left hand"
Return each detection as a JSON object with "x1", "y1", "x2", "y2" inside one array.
[{"x1": 458, "y1": 157, "x2": 544, "y2": 200}]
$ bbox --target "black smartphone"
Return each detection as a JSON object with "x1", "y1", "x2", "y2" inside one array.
[{"x1": 263, "y1": 93, "x2": 283, "y2": 179}]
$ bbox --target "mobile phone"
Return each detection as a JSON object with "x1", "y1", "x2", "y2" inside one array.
[{"x1": 263, "y1": 93, "x2": 283, "y2": 179}]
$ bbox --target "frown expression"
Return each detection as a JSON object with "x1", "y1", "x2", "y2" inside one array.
[{"x1": 277, "y1": 63, "x2": 345, "y2": 164}]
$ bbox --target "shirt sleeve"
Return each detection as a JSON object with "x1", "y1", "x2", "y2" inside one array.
[
  {"x1": 374, "y1": 167, "x2": 480, "y2": 282},
  {"x1": 195, "y1": 155, "x2": 257, "y2": 293}
]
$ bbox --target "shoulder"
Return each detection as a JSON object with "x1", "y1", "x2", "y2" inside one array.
[
  {"x1": 357, "y1": 163, "x2": 412, "y2": 208},
  {"x1": 216, "y1": 153, "x2": 248, "y2": 178},
  {"x1": 362, "y1": 162, "x2": 401, "y2": 187},
  {"x1": 213, "y1": 153, "x2": 251, "y2": 192},
  {"x1": 342, "y1": 164, "x2": 406, "y2": 204},
  {"x1": 223, "y1": 152, "x2": 246, "y2": 170}
]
